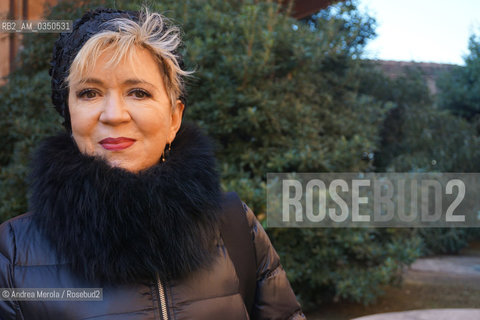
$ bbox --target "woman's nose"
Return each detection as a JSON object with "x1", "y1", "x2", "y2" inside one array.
[{"x1": 99, "y1": 92, "x2": 131, "y2": 125}]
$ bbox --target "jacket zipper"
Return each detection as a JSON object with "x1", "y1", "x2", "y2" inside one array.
[{"x1": 156, "y1": 272, "x2": 169, "y2": 320}]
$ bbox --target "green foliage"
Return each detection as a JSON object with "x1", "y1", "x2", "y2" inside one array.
[
  {"x1": 0, "y1": 71, "x2": 62, "y2": 221},
  {"x1": 428, "y1": 36, "x2": 480, "y2": 261},
  {"x1": 303, "y1": 0, "x2": 376, "y2": 58},
  {"x1": 170, "y1": 0, "x2": 386, "y2": 211},
  {"x1": 438, "y1": 34, "x2": 480, "y2": 121},
  {"x1": 358, "y1": 63, "x2": 480, "y2": 173},
  {"x1": 358, "y1": 66, "x2": 432, "y2": 171},
  {"x1": 387, "y1": 106, "x2": 480, "y2": 172},
  {"x1": 416, "y1": 228, "x2": 479, "y2": 256},
  {"x1": 272, "y1": 228, "x2": 421, "y2": 308}
]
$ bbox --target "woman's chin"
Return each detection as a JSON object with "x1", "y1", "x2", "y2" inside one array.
[
  {"x1": 106, "y1": 158, "x2": 156, "y2": 173},
  {"x1": 107, "y1": 159, "x2": 122, "y2": 168},
  {"x1": 106, "y1": 158, "x2": 136, "y2": 172}
]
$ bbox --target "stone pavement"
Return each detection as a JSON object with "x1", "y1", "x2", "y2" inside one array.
[
  {"x1": 351, "y1": 254, "x2": 480, "y2": 320},
  {"x1": 352, "y1": 308, "x2": 480, "y2": 320},
  {"x1": 409, "y1": 256, "x2": 480, "y2": 276}
]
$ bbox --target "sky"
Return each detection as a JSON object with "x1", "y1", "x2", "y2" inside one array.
[{"x1": 357, "y1": 0, "x2": 480, "y2": 65}]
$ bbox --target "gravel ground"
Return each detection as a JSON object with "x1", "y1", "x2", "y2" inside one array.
[{"x1": 305, "y1": 242, "x2": 480, "y2": 320}]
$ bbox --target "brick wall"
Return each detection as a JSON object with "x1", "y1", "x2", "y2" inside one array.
[{"x1": 0, "y1": 0, "x2": 58, "y2": 85}]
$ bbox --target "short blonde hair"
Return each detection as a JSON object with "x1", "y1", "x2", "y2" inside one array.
[{"x1": 66, "y1": 8, "x2": 191, "y2": 109}]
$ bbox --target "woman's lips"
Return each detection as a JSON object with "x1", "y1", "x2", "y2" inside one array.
[{"x1": 99, "y1": 137, "x2": 136, "y2": 151}]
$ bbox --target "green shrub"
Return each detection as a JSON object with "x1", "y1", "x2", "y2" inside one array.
[
  {"x1": 271, "y1": 228, "x2": 421, "y2": 308},
  {"x1": 416, "y1": 228, "x2": 479, "y2": 255}
]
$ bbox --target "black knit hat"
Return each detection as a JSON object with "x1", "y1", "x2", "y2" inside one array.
[{"x1": 49, "y1": 7, "x2": 186, "y2": 131}]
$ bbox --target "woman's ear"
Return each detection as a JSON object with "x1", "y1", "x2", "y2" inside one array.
[{"x1": 168, "y1": 100, "x2": 185, "y2": 142}]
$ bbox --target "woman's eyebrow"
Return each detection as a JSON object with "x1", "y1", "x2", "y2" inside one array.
[
  {"x1": 79, "y1": 78, "x2": 155, "y2": 87},
  {"x1": 123, "y1": 79, "x2": 154, "y2": 87}
]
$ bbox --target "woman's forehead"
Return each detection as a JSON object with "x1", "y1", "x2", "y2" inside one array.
[{"x1": 69, "y1": 46, "x2": 163, "y2": 87}]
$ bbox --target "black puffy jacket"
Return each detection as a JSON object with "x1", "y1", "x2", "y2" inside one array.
[
  {"x1": 0, "y1": 205, "x2": 304, "y2": 319},
  {"x1": 0, "y1": 124, "x2": 305, "y2": 319}
]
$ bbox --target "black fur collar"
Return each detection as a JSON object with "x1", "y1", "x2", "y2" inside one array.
[{"x1": 29, "y1": 123, "x2": 222, "y2": 285}]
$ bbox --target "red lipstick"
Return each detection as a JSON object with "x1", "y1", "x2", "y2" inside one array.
[{"x1": 99, "y1": 137, "x2": 135, "y2": 151}]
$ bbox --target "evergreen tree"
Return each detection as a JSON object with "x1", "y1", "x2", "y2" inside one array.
[{"x1": 438, "y1": 33, "x2": 480, "y2": 122}]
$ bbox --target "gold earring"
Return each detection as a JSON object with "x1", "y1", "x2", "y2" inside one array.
[{"x1": 161, "y1": 143, "x2": 171, "y2": 162}]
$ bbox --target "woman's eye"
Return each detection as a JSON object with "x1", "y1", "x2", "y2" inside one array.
[
  {"x1": 130, "y1": 89, "x2": 151, "y2": 99},
  {"x1": 77, "y1": 89, "x2": 98, "y2": 99}
]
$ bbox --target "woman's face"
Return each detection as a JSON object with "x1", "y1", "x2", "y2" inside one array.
[{"x1": 68, "y1": 47, "x2": 183, "y2": 172}]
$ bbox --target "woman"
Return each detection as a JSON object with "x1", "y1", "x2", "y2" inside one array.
[{"x1": 0, "y1": 7, "x2": 305, "y2": 320}]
